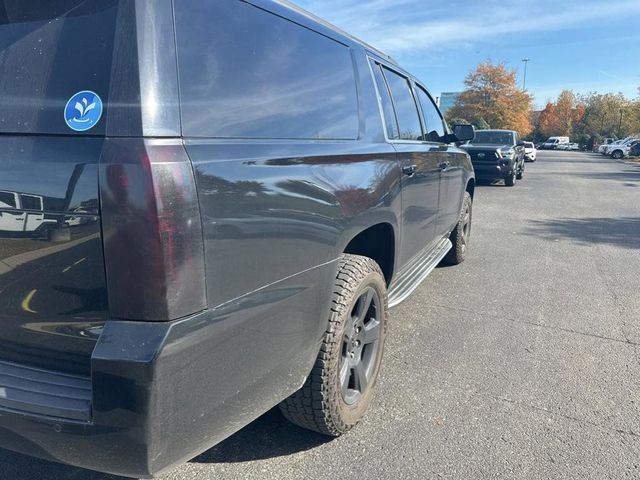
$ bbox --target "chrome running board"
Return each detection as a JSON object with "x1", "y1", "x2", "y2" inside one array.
[{"x1": 388, "y1": 237, "x2": 452, "y2": 308}]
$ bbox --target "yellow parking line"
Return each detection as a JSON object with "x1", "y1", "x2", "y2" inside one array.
[{"x1": 21, "y1": 289, "x2": 38, "y2": 314}]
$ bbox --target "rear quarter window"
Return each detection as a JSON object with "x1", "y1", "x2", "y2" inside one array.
[
  {"x1": 370, "y1": 61, "x2": 400, "y2": 140},
  {"x1": 173, "y1": 0, "x2": 359, "y2": 140}
]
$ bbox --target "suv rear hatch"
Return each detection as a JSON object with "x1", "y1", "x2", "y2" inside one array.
[
  {"x1": 0, "y1": 0, "x2": 204, "y2": 420},
  {"x1": 0, "y1": 1, "x2": 141, "y2": 379}
]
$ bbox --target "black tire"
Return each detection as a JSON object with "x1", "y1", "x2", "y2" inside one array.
[
  {"x1": 505, "y1": 168, "x2": 516, "y2": 186},
  {"x1": 279, "y1": 254, "x2": 388, "y2": 436},
  {"x1": 611, "y1": 150, "x2": 623, "y2": 160},
  {"x1": 516, "y1": 160, "x2": 524, "y2": 180},
  {"x1": 443, "y1": 191, "x2": 472, "y2": 265}
]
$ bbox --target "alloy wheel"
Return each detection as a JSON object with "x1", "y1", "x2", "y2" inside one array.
[
  {"x1": 461, "y1": 202, "x2": 471, "y2": 254},
  {"x1": 340, "y1": 287, "x2": 382, "y2": 405}
]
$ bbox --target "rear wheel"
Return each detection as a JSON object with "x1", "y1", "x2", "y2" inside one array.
[
  {"x1": 279, "y1": 254, "x2": 388, "y2": 436},
  {"x1": 443, "y1": 191, "x2": 472, "y2": 265}
]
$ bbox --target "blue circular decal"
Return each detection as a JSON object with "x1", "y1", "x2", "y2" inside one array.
[{"x1": 64, "y1": 91, "x2": 103, "y2": 132}]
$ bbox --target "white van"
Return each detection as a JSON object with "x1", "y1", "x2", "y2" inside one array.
[{"x1": 541, "y1": 136, "x2": 570, "y2": 150}]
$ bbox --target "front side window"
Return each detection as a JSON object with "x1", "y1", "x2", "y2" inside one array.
[
  {"x1": 174, "y1": 0, "x2": 359, "y2": 140},
  {"x1": 415, "y1": 86, "x2": 445, "y2": 142},
  {"x1": 381, "y1": 67, "x2": 423, "y2": 141}
]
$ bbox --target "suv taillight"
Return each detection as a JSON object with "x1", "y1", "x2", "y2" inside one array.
[{"x1": 99, "y1": 139, "x2": 206, "y2": 321}]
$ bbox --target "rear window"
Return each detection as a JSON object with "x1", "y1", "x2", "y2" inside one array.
[
  {"x1": 0, "y1": 0, "x2": 136, "y2": 135},
  {"x1": 174, "y1": 0, "x2": 359, "y2": 140}
]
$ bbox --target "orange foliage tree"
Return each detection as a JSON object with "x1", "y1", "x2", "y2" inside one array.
[
  {"x1": 537, "y1": 90, "x2": 585, "y2": 138},
  {"x1": 448, "y1": 61, "x2": 533, "y2": 135}
]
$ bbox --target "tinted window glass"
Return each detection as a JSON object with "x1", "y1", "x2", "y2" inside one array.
[
  {"x1": 174, "y1": 1, "x2": 359, "y2": 140},
  {"x1": 0, "y1": 0, "x2": 135, "y2": 135},
  {"x1": 416, "y1": 86, "x2": 445, "y2": 142},
  {"x1": 471, "y1": 131, "x2": 515, "y2": 145},
  {"x1": 382, "y1": 67, "x2": 422, "y2": 141},
  {"x1": 20, "y1": 194, "x2": 42, "y2": 210},
  {"x1": 0, "y1": 191, "x2": 16, "y2": 208},
  {"x1": 371, "y1": 62, "x2": 399, "y2": 140}
]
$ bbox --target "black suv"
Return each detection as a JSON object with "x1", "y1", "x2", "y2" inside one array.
[
  {"x1": 462, "y1": 129, "x2": 526, "y2": 186},
  {"x1": 0, "y1": 1, "x2": 475, "y2": 477}
]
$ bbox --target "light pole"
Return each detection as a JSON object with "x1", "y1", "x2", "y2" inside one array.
[
  {"x1": 618, "y1": 108, "x2": 624, "y2": 138},
  {"x1": 521, "y1": 58, "x2": 531, "y2": 91}
]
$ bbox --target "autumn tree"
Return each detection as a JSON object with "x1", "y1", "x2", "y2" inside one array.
[
  {"x1": 447, "y1": 117, "x2": 469, "y2": 130},
  {"x1": 555, "y1": 90, "x2": 585, "y2": 136},
  {"x1": 536, "y1": 90, "x2": 585, "y2": 138},
  {"x1": 537, "y1": 102, "x2": 559, "y2": 138},
  {"x1": 448, "y1": 61, "x2": 533, "y2": 135}
]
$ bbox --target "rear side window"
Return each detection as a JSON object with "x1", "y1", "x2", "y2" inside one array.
[
  {"x1": 381, "y1": 67, "x2": 423, "y2": 141},
  {"x1": 370, "y1": 62, "x2": 399, "y2": 140},
  {"x1": 415, "y1": 86, "x2": 445, "y2": 142},
  {"x1": 0, "y1": 191, "x2": 16, "y2": 208},
  {"x1": 0, "y1": 0, "x2": 136, "y2": 135},
  {"x1": 174, "y1": 1, "x2": 359, "y2": 140}
]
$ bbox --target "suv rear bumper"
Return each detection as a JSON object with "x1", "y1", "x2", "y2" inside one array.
[
  {"x1": 0, "y1": 305, "x2": 314, "y2": 478},
  {"x1": 0, "y1": 318, "x2": 194, "y2": 478}
]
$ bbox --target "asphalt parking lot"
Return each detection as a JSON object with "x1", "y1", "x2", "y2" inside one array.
[{"x1": 1, "y1": 150, "x2": 639, "y2": 480}]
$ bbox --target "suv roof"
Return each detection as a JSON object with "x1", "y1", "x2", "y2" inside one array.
[{"x1": 274, "y1": 0, "x2": 398, "y2": 65}]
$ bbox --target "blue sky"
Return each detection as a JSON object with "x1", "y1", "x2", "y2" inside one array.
[{"x1": 294, "y1": 0, "x2": 640, "y2": 109}]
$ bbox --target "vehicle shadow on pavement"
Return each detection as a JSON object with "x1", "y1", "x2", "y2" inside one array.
[
  {"x1": 191, "y1": 407, "x2": 331, "y2": 464},
  {"x1": 577, "y1": 170, "x2": 640, "y2": 184},
  {"x1": 0, "y1": 409, "x2": 330, "y2": 479},
  {"x1": 0, "y1": 447, "x2": 127, "y2": 480},
  {"x1": 525, "y1": 216, "x2": 640, "y2": 250},
  {"x1": 542, "y1": 157, "x2": 614, "y2": 164}
]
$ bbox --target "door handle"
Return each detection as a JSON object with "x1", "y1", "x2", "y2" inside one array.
[
  {"x1": 402, "y1": 165, "x2": 417, "y2": 176},
  {"x1": 438, "y1": 161, "x2": 451, "y2": 170}
]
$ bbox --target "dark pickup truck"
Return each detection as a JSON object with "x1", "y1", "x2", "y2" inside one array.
[
  {"x1": 0, "y1": 0, "x2": 475, "y2": 477},
  {"x1": 462, "y1": 129, "x2": 526, "y2": 186}
]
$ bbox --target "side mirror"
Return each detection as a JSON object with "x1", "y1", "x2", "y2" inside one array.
[{"x1": 452, "y1": 124, "x2": 475, "y2": 143}]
